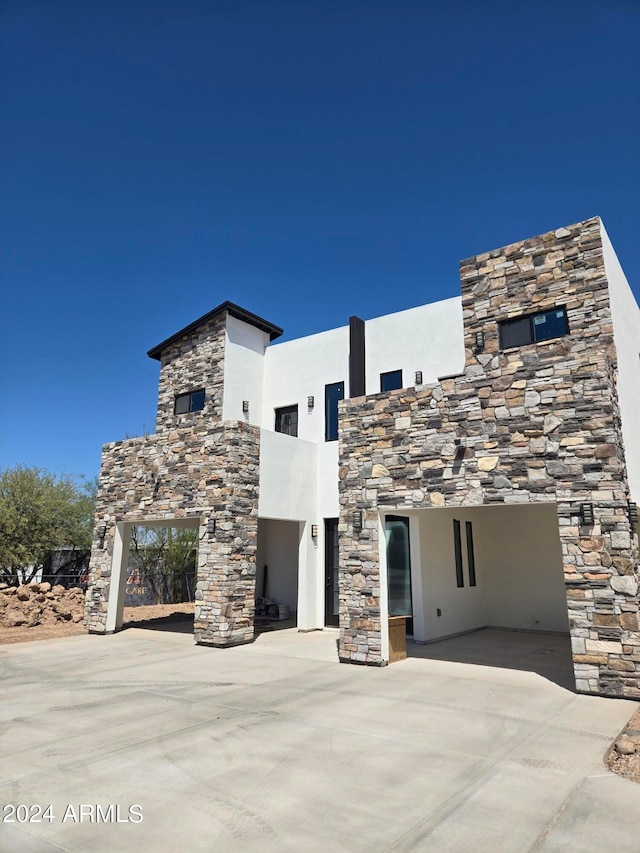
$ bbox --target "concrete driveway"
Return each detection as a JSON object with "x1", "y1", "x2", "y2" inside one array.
[{"x1": 1, "y1": 626, "x2": 640, "y2": 852}]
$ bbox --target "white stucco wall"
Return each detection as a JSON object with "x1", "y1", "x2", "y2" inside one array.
[
  {"x1": 396, "y1": 503, "x2": 568, "y2": 643},
  {"x1": 365, "y1": 297, "x2": 465, "y2": 391},
  {"x1": 415, "y1": 506, "x2": 487, "y2": 642},
  {"x1": 258, "y1": 429, "x2": 318, "y2": 521},
  {"x1": 479, "y1": 504, "x2": 569, "y2": 633},
  {"x1": 262, "y1": 325, "x2": 349, "y2": 442},
  {"x1": 258, "y1": 431, "x2": 323, "y2": 628},
  {"x1": 601, "y1": 221, "x2": 640, "y2": 502},
  {"x1": 222, "y1": 314, "x2": 270, "y2": 425}
]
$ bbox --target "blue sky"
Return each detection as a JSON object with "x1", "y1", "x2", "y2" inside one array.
[{"x1": 1, "y1": 0, "x2": 638, "y2": 481}]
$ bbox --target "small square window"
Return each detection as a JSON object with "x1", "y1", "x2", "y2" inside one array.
[
  {"x1": 380, "y1": 370, "x2": 403, "y2": 392},
  {"x1": 533, "y1": 309, "x2": 568, "y2": 342},
  {"x1": 275, "y1": 404, "x2": 298, "y2": 437},
  {"x1": 174, "y1": 389, "x2": 205, "y2": 414},
  {"x1": 499, "y1": 316, "x2": 532, "y2": 349}
]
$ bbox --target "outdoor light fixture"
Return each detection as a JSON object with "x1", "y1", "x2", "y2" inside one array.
[
  {"x1": 415, "y1": 370, "x2": 423, "y2": 385},
  {"x1": 353, "y1": 510, "x2": 363, "y2": 530},
  {"x1": 242, "y1": 400, "x2": 249, "y2": 413},
  {"x1": 307, "y1": 395, "x2": 314, "y2": 409},
  {"x1": 629, "y1": 502, "x2": 639, "y2": 526},
  {"x1": 97, "y1": 524, "x2": 107, "y2": 548},
  {"x1": 311, "y1": 524, "x2": 318, "y2": 538},
  {"x1": 207, "y1": 518, "x2": 216, "y2": 537},
  {"x1": 580, "y1": 503, "x2": 594, "y2": 526},
  {"x1": 475, "y1": 331, "x2": 485, "y2": 350}
]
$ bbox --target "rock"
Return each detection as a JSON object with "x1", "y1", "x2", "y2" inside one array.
[
  {"x1": 72, "y1": 613, "x2": 84, "y2": 623},
  {"x1": 478, "y1": 456, "x2": 499, "y2": 472},
  {"x1": 371, "y1": 464, "x2": 390, "y2": 478},
  {"x1": 611, "y1": 576, "x2": 638, "y2": 596},
  {"x1": 493, "y1": 475, "x2": 512, "y2": 489},
  {"x1": 52, "y1": 585, "x2": 65, "y2": 596},
  {"x1": 5, "y1": 610, "x2": 27, "y2": 627},
  {"x1": 16, "y1": 586, "x2": 31, "y2": 601},
  {"x1": 543, "y1": 414, "x2": 562, "y2": 435},
  {"x1": 0, "y1": 583, "x2": 8, "y2": 590},
  {"x1": 39, "y1": 582, "x2": 51, "y2": 593},
  {"x1": 615, "y1": 737, "x2": 636, "y2": 756},
  {"x1": 28, "y1": 582, "x2": 40, "y2": 593},
  {"x1": 53, "y1": 604, "x2": 72, "y2": 621},
  {"x1": 26, "y1": 611, "x2": 41, "y2": 628}
]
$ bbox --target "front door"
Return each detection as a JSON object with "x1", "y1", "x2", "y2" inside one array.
[
  {"x1": 324, "y1": 518, "x2": 339, "y2": 626},
  {"x1": 385, "y1": 515, "x2": 413, "y2": 635}
]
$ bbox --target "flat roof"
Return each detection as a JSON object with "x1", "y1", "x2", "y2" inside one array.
[{"x1": 147, "y1": 301, "x2": 283, "y2": 360}]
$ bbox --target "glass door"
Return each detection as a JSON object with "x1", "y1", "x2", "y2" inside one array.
[
  {"x1": 324, "y1": 518, "x2": 340, "y2": 626},
  {"x1": 385, "y1": 515, "x2": 413, "y2": 635}
]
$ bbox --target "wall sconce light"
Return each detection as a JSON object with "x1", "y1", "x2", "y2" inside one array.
[
  {"x1": 207, "y1": 517, "x2": 216, "y2": 537},
  {"x1": 352, "y1": 510, "x2": 363, "y2": 530},
  {"x1": 629, "y1": 502, "x2": 638, "y2": 526},
  {"x1": 580, "y1": 503, "x2": 594, "y2": 526},
  {"x1": 475, "y1": 331, "x2": 485, "y2": 351},
  {"x1": 415, "y1": 370, "x2": 423, "y2": 385},
  {"x1": 242, "y1": 401, "x2": 249, "y2": 413},
  {"x1": 97, "y1": 524, "x2": 107, "y2": 549},
  {"x1": 311, "y1": 524, "x2": 318, "y2": 538},
  {"x1": 307, "y1": 396, "x2": 314, "y2": 409}
]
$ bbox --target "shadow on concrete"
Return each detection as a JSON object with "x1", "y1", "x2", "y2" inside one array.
[
  {"x1": 254, "y1": 617, "x2": 297, "y2": 635},
  {"x1": 123, "y1": 610, "x2": 195, "y2": 634},
  {"x1": 407, "y1": 627, "x2": 575, "y2": 691},
  {"x1": 121, "y1": 612, "x2": 298, "y2": 638}
]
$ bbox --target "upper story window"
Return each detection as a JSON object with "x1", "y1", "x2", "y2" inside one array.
[
  {"x1": 380, "y1": 370, "x2": 403, "y2": 392},
  {"x1": 499, "y1": 308, "x2": 569, "y2": 350},
  {"x1": 275, "y1": 405, "x2": 298, "y2": 437},
  {"x1": 325, "y1": 381, "x2": 344, "y2": 442},
  {"x1": 174, "y1": 389, "x2": 205, "y2": 415}
]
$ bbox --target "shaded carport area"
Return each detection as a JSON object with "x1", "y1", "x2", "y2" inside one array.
[
  {"x1": 385, "y1": 502, "x2": 575, "y2": 687},
  {"x1": 103, "y1": 516, "x2": 202, "y2": 635},
  {"x1": 255, "y1": 517, "x2": 301, "y2": 629}
]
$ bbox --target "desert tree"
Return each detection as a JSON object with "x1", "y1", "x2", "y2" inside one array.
[{"x1": 0, "y1": 466, "x2": 95, "y2": 585}]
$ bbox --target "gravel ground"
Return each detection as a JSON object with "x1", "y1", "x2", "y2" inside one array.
[{"x1": 0, "y1": 602, "x2": 195, "y2": 645}]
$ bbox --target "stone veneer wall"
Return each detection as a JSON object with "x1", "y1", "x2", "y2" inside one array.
[
  {"x1": 338, "y1": 218, "x2": 640, "y2": 697},
  {"x1": 155, "y1": 313, "x2": 226, "y2": 432},
  {"x1": 85, "y1": 421, "x2": 260, "y2": 647}
]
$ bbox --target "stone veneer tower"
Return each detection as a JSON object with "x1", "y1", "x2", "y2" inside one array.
[
  {"x1": 338, "y1": 218, "x2": 640, "y2": 697},
  {"x1": 85, "y1": 303, "x2": 281, "y2": 646}
]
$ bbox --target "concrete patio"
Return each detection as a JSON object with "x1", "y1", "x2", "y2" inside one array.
[{"x1": 1, "y1": 625, "x2": 640, "y2": 852}]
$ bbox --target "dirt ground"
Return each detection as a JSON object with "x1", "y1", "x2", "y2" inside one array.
[
  {"x1": 0, "y1": 602, "x2": 195, "y2": 645},
  {"x1": 2, "y1": 603, "x2": 640, "y2": 785}
]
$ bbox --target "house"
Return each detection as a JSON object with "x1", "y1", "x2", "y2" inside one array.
[{"x1": 85, "y1": 216, "x2": 640, "y2": 698}]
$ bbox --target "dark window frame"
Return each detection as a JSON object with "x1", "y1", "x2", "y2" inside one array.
[
  {"x1": 380, "y1": 369, "x2": 403, "y2": 393},
  {"x1": 274, "y1": 404, "x2": 299, "y2": 437},
  {"x1": 174, "y1": 388, "x2": 206, "y2": 415},
  {"x1": 499, "y1": 307, "x2": 569, "y2": 350},
  {"x1": 453, "y1": 519, "x2": 464, "y2": 588},
  {"x1": 325, "y1": 381, "x2": 345, "y2": 442},
  {"x1": 465, "y1": 521, "x2": 477, "y2": 587}
]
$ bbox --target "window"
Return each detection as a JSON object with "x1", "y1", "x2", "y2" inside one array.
[
  {"x1": 453, "y1": 520, "x2": 464, "y2": 588},
  {"x1": 465, "y1": 521, "x2": 477, "y2": 587},
  {"x1": 174, "y1": 389, "x2": 205, "y2": 414},
  {"x1": 325, "y1": 381, "x2": 344, "y2": 442},
  {"x1": 499, "y1": 308, "x2": 568, "y2": 349},
  {"x1": 275, "y1": 405, "x2": 298, "y2": 437},
  {"x1": 380, "y1": 369, "x2": 403, "y2": 392}
]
